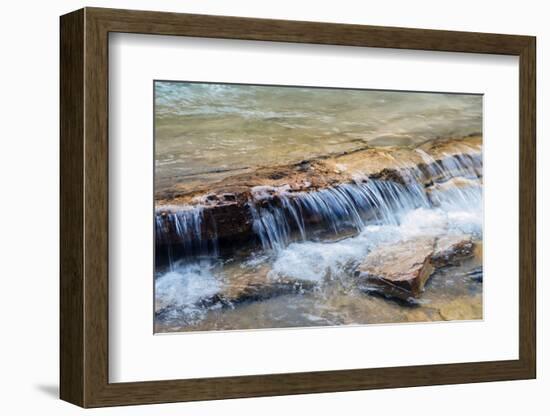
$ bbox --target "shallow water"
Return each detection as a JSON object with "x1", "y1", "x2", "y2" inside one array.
[
  {"x1": 156, "y1": 268, "x2": 482, "y2": 333},
  {"x1": 155, "y1": 82, "x2": 482, "y2": 192},
  {"x1": 155, "y1": 197, "x2": 483, "y2": 332}
]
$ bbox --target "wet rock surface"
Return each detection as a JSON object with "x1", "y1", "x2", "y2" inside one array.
[
  {"x1": 155, "y1": 234, "x2": 484, "y2": 332},
  {"x1": 155, "y1": 263, "x2": 317, "y2": 322},
  {"x1": 154, "y1": 135, "x2": 484, "y2": 332},
  {"x1": 156, "y1": 264, "x2": 483, "y2": 332},
  {"x1": 355, "y1": 238, "x2": 435, "y2": 302},
  {"x1": 355, "y1": 235, "x2": 479, "y2": 302},
  {"x1": 218, "y1": 266, "x2": 315, "y2": 305},
  {"x1": 431, "y1": 235, "x2": 476, "y2": 268},
  {"x1": 426, "y1": 177, "x2": 481, "y2": 206},
  {"x1": 156, "y1": 135, "x2": 481, "y2": 205},
  {"x1": 155, "y1": 135, "x2": 482, "y2": 264}
]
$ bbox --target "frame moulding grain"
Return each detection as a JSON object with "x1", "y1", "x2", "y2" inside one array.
[{"x1": 60, "y1": 7, "x2": 536, "y2": 408}]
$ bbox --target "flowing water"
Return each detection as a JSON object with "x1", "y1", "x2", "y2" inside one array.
[
  {"x1": 155, "y1": 199, "x2": 482, "y2": 332},
  {"x1": 154, "y1": 164, "x2": 483, "y2": 332},
  {"x1": 154, "y1": 82, "x2": 483, "y2": 333}
]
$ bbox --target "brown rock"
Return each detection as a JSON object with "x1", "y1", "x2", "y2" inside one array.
[
  {"x1": 355, "y1": 238, "x2": 435, "y2": 302},
  {"x1": 154, "y1": 266, "x2": 314, "y2": 316},
  {"x1": 156, "y1": 135, "x2": 482, "y2": 205},
  {"x1": 431, "y1": 235, "x2": 476, "y2": 268},
  {"x1": 155, "y1": 202, "x2": 256, "y2": 265},
  {"x1": 155, "y1": 135, "x2": 482, "y2": 262},
  {"x1": 219, "y1": 266, "x2": 314, "y2": 305}
]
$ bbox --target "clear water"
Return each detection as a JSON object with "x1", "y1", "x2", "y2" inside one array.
[{"x1": 155, "y1": 82, "x2": 482, "y2": 193}]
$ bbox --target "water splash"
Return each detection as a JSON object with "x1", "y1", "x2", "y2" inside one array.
[
  {"x1": 269, "y1": 200, "x2": 482, "y2": 285},
  {"x1": 155, "y1": 261, "x2": 221, "y2": 324},
  {"x1": 247, "y1": 145, "x2": 482, "y2": 253},
  {"x1": 155, "y1": 150, "x2": 482, "y2": 262}
]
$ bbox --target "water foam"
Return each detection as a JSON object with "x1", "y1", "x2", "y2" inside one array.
[
  {"x1": 155, "y1": 262, "x2": 221, "y2": 320},
  {"x1": 155, "y1": 149, "x2": 483, "y2": 321},
  {"x1": 269, "y1": 197, "x2": 482, "y2": 285}
]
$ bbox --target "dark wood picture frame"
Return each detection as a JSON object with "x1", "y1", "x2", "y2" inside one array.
[{"x1": 60, "y1": 7, "x2": 536, "y2": 408}]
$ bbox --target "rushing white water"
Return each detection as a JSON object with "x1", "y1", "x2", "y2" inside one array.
[
  {"x1": 247, "y1": 151, "x2": 480, "y2": 253},
  {"x1": 249, "y1": 179, "x2": 430, "y2": 252},
  {"x1": 270, "y1": 202, "x2": 481, "y2": 285},
  {"x1": 156, "y1": 206, "x2": 219, "y2": 268},
  {"x1": 155, "y1": 165, "x2": 482, "y2": 329},
  {"x1": 155, "y1": 261, "x2": 221, "y2": 323}
]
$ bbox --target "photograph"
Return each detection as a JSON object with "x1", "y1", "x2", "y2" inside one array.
[{"x1": 153, "y1": 82, "x2": 483, "y2": 333}]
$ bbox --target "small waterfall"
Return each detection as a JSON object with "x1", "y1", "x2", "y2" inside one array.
[
  {"x1": 249, "y1": 201, "x2": 295, "y2": 251},
  {"x1": 413, "y1": 147, "x2": 483, "y2": 213},
  {"x1": 155, "y1": 206, "x2": 219, "y2": 270},
  {"x1": 250, "y1": 179, "x2": 431, "y2": 251},
  {"x1": 249, "y1": 147, "x2": 482, "y2": 253},
  {"x1": 155, "y1": 149, "x2": 482, "y2": 261},
  {"x1": 428, "y1": 181, "x2": 482, "y2": 212}
]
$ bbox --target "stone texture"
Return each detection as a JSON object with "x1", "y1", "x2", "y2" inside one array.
[
  {"x1": 156, "y1": 135, "x2": 482, "y2": 205},
  {"x1": 155, "y1": 135, "x2": 482, "y2": 263},
  {"x1": 218, "y1": 266, "x2": 314, "y2": 305},
  {"x1": 431, "y1": 235, "x2": 476, "y2": 268},
  {"x1": 355, "y1": 238, "x2": 435, "y2": 302}
]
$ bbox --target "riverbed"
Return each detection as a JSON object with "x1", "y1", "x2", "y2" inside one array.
[{"x1": 155, "y1": 82, "x2": 482, "y2": 193}]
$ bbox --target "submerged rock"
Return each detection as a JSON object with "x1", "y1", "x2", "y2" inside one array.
[
  {"x1": 218, "y1": 266, "x2": 315, "y2": 305},
  {"x1": 438, "y1": 296, "x2": 483, "y2": 321},
  {"x1": 154, "y1": 264, "x2": 316, "y2": 321},
  {"x1": 355, "y1": 238, "x2": 435, "y2": 302}
]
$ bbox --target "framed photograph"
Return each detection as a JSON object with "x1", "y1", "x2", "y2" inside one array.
[{"x1": 60, "y1": 7, "x2": 536, "y2": 407}]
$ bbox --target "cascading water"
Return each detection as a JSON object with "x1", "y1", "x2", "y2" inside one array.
[
  {"x1": 155, "y1": 206, "x2": 219, "y2": 270},
  {"x1": 155, "y1": 149, "x2": 482, "y2": 261},
  {"x1": 154, "y1": 149, "x2": 483, "y2": 330},
  {"x1": 249, "y1": 179, "x2": 431, "y2": 252},
  {"x1": 153, "y1": 81, "x2": 484, "y2": 332},
  {"x1": 248, "y1": 148, "x2": 481, "y2": 253},
  {"x1": 414, "y1": 147, "x2": 482, "y2": 182}
]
